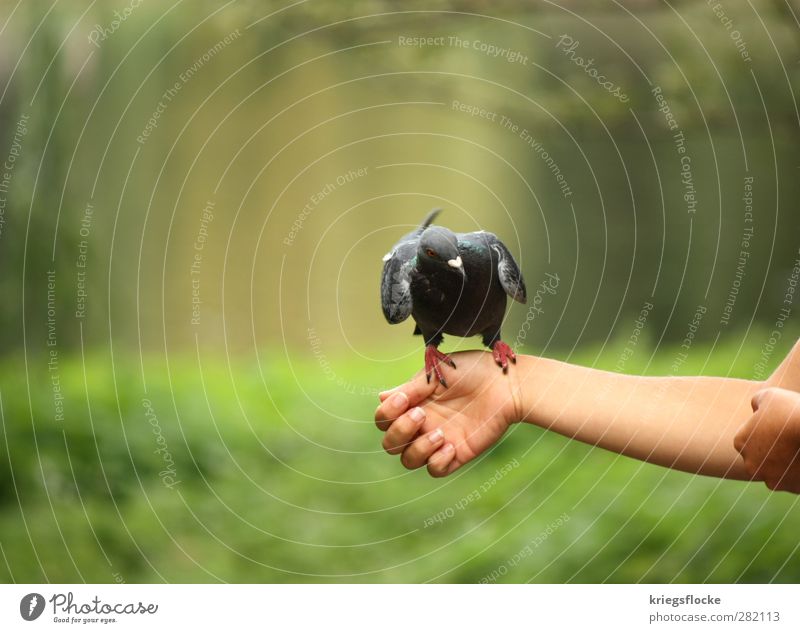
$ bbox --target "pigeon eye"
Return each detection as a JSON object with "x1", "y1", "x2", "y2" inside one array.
[{"x1": 426, "y1": 248, "x2": 437, "y2": 258}]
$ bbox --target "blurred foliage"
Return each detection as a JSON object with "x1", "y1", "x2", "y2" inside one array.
[{"x1": 2, "y1": 335, "x2": 799, "y2": 583}]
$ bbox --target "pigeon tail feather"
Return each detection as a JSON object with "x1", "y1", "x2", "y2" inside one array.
[{"x1": 417, "y1": 207, "x2": 443, "y2": 233}]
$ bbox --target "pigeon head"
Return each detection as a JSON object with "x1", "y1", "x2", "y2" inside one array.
[{"x1": 418, "y1": 227, "x2": 465, "y2": 278}]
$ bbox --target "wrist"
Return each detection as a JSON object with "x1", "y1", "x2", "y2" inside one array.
[{"x1": 507, "y1": 353, "x2": 535, "y2": 425}]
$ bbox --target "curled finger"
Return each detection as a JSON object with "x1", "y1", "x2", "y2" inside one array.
[{"x1": 382, "y1": 407, "x2": 426, "y2": 455}]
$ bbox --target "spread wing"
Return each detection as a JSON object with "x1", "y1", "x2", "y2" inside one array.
[
  {"x1": 477, "y1": 232, "x2": 526, "y2": 304},
  {"x1": 380, "y1": 241, "x2": 417, "y2": 323}
]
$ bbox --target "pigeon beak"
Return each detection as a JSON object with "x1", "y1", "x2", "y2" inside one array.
[{"x1": 448, "y1": 256, "x2": 466, "y2": 279}]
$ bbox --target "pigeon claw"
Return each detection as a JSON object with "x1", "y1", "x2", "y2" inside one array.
[
  {"x1": 492, "y1": 341, "x2": 516, "y2": 374},
  {"x1": 425, "y1": 345, "x2": 456, "y2": 387}
]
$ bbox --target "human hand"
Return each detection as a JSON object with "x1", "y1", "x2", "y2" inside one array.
[
  {"x1": 374, "y1": 350, "x2": 521, "y2": 477},
  {"x1": 734, "y1": 387, "x2": 800, "y2": 494}
]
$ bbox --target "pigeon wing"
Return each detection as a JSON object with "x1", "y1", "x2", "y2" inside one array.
[
  {"x1": 380, "y1": 241, "x2": 417, "y2": 323},
  {"x1": 486, "y1": 233, "x2": 527, "y2": 304}
]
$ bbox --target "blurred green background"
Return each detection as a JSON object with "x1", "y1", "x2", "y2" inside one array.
[{"x1": 1, "y1": 0, "x2": 799, "y2": 583}]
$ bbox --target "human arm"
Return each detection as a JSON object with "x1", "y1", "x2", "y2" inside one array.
[
  {"x1": 510, "y1": 354, "x2": 757, "y2": 479},
  {"x1": 375, "y1": 341, "x2": 800, "y2": 480}
]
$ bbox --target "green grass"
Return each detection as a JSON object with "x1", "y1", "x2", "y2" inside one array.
[{"x1": 1, "y1": 333, "x2": 799, "y2": 583}]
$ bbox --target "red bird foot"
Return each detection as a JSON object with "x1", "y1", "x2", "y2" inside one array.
[
  {"x1": 492, "y1": 341, "x2": 516, "y2": 373},
  {"x1": 425, "y1": 345, "x2": 457, "y2": 387}
]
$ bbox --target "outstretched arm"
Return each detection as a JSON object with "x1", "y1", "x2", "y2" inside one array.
[
  {"x1": 511, "y1": 355, "x2": 757, "y2": 479},
  {"x1": 375, "y1": 341, "x2": 800, "y2": 481}
]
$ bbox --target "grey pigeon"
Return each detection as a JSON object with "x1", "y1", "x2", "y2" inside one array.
[{"x1": 380, "y1": 209, "x2": 527, "y2": 386}]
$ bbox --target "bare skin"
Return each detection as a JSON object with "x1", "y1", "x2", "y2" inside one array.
[
  {"x1": 375, "y1": 340, "x2": 800, "y2": 491},
  {"x1": 376, "y1": 352, "x2": 516, "y2": 477},
  {"x1": 735, "y1": 387, "x2": 800, "y2": 493}
]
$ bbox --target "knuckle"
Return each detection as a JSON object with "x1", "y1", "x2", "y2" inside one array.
[
  {"x1": 396, "y1": 416, "x2": 415, "y2": 435},
  {"x1": 400, "y1": 451, "x2": 417, "y2": 470},
  {"x1": 741, "y1": 457, "x2": 758, "y2": 478},
  {"x1": 761, "y1": 387, "x2": 780, "y2": 403}
]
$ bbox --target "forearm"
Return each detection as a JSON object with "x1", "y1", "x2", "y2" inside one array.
[{"x1": 512, "y1": 355, "x2": 761, "y2": 479}]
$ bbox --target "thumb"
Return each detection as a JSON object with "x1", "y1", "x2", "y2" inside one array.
[{"x1": 751, "y1": 389, "x2": 769, "y2": 412}]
